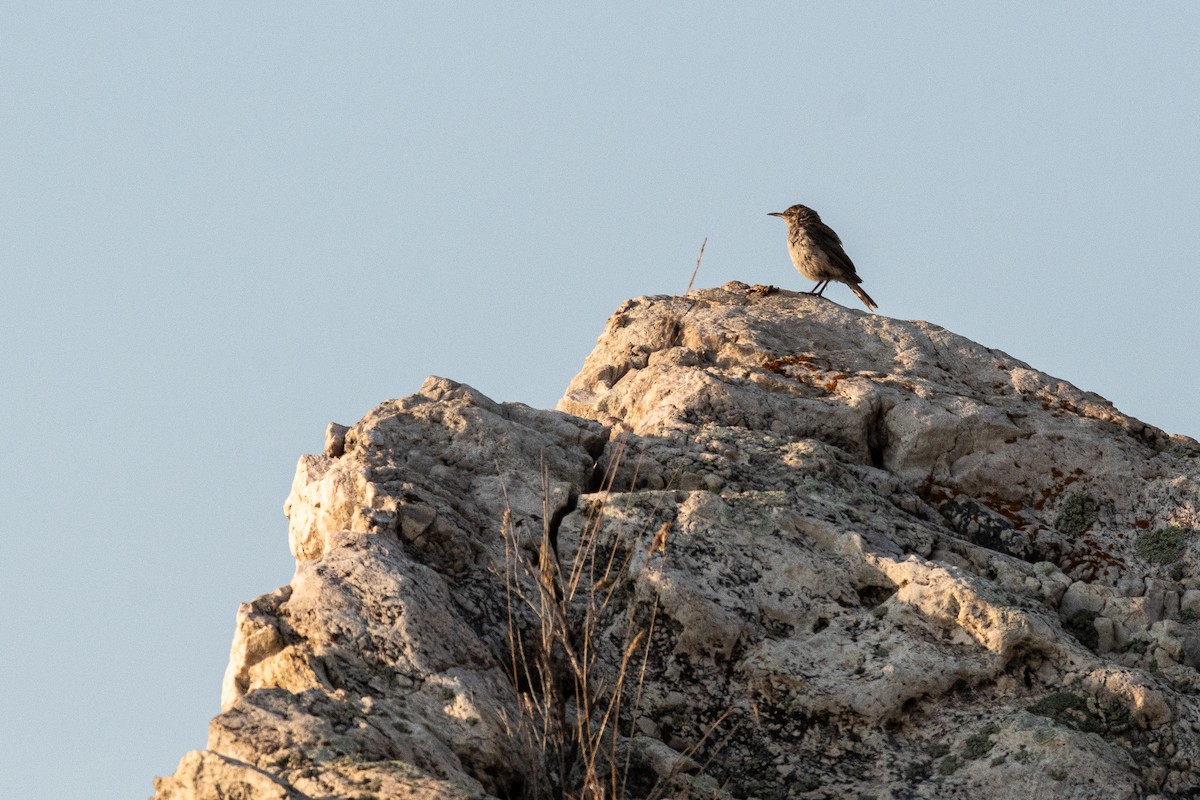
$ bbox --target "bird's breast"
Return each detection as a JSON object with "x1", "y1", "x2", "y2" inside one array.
[{"x1": 787, "y1": 231, "x2": 835, "y2": 281}]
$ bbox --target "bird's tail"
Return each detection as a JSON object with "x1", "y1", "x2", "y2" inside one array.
[{"x1": 850, "y1": 283, "x2": 878, "y2": 312}]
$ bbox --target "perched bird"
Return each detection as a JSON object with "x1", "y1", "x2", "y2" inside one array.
[{"x1": 768, "y1": 204, "x2": 877, "y2": 311}]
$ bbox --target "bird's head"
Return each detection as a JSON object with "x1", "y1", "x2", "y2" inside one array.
[{"x1": 768, "y1": 204, "x2": 819, "y2": 223}]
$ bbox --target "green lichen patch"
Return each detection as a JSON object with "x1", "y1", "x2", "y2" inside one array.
[
  {"x1": 961, "y1": 727, "x2": 997, "y2": 760},
  {"x1": 1055, "y1": 491, "x2": 1098, "y2": 535},
  {"x1": 1027, "y1": 692, "x2": 1135, "y2": 738},
  {"x1": 937, "y1": 755, "x2": 962, "y2": 775},
  {"x1": 1135, "y1": 526, "x2": 1194, "y2": 565},
  {"x1": 1029, "y1": 692, "x2": 1099, "y2": 733}
]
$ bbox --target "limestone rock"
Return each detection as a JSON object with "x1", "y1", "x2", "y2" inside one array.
[
  {"x1": 325, "y1": 422, "x2": 350, "y2": 458},
  {"x1": 154, "y1": 284, "x2": 1200, "y2": 799}
]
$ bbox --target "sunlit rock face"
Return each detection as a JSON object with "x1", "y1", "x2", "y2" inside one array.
[{"x1": 155, "y1": 282, "x2": 1200, "y2": 800}]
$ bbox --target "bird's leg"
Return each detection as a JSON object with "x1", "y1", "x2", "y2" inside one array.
[{"x1": 809, "y1": 281, "x2": 829, "y2": 296}]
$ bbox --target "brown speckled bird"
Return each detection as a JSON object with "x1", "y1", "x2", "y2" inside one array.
[{"x1": 768, "y1": 204, "x2": 877, "y2": 311}]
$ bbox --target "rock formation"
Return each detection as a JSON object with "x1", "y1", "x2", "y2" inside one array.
[{"x1": 154, "y1": 282, "x2": 1200, "y2": 799}]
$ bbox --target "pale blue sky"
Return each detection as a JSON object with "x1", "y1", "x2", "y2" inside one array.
[{"x1": 2, "y1": 5, "x2": 1198, "y2": 798}]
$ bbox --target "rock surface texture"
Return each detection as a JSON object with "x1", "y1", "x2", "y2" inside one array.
[{"x1": 155, "y1": 283, "x2": 1200, "y2": 799}]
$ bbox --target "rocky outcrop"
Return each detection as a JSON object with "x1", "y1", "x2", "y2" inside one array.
[{"x1": 154, "y1": 283, "x2": 1200, "y2": 799}]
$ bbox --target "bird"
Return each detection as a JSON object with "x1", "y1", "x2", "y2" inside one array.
[{"x1": 768, "y1": 204, "x2": 877, "y2": 311}]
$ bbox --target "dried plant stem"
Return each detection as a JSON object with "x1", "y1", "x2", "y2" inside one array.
[
  {"x1": 685, "y1": 237, "x2": 707, "y2": 294},
  {"x1": 502, "y1": 438, "x2": 726, "y2": 800}
]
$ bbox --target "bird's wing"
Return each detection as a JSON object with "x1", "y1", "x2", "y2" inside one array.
[{"x1": 811, "y1": 221, "x2": 860, "y2": 279}]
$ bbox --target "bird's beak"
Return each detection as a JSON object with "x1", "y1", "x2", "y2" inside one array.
[{"x1": 767, "y1": 212, "x2": 783, "y2": 218}]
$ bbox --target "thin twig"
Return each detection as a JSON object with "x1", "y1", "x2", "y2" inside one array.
[
  {"x1": 685, "y1": 237, "x2": 707, "y2": 294},
  {"x1": 648, "y1": 706, "x2": 738, "y2": 800}
]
